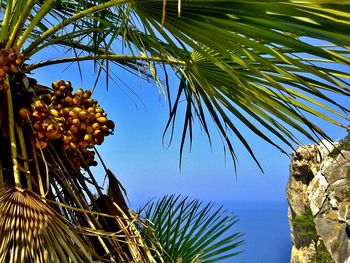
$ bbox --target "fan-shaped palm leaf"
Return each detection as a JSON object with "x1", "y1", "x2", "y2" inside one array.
[
  {"x1": 0, "y1": 187, "x2": 93, "y2": 263},
  {"x1": 138, "y1": 195, "x2": 244, "y2": 262}
]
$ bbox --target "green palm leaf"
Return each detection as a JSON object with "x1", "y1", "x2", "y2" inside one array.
[
  {"x1": 132, "y1": 0, "x2": 350, "y2": 168},
  {"x1": 138, "y1": 195, "x2": 244, "y2": 262},
  {"x1": 3, "y1": 0, "x2": 349, "y2": 168}
]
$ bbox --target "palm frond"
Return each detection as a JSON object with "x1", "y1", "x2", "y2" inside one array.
[
  {"x1": 0, "y1": 187, "x2": 93, "y2": 263},
  {"x1": 5, "y1": 2, "x2": 350, "y2": 170},
  {"x1": 138, "y1": 195, "x2": 244, "y2": 263},
  {"x1": 1, "y1": 1, "x2": 350, "y2": 170},
  {"x1": 131, "y1": 0, "x2": 350, "y2": 167},
  {"x1": 6, "y1": 0, "x2": 348, "y2": 167}
]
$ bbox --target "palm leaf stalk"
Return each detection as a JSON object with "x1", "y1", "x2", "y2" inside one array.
[
  {"x1": 15, "y1": 121, "x2": 32, "y2": 190},
  {"x1": 0, "y1": 0, "x2": 350, "y2": 262},
  {"x1": 4, "y1": 77, "x2": 21, "y2": 188}
]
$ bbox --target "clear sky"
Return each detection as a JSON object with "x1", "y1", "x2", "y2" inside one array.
[{"x1": 32, "y1": 54, "x2": 349, "y2": 207}]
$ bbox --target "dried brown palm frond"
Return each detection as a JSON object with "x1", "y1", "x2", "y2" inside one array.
[
  {"x1": 95, "y1": 195, "x2": 158, "y2": 262},
  {"x1": 0, "y1": 187, "x2": 94, "y2": 263},
  {"x1": 46, "y1": 145, "x2": 158, "y2": 262}
]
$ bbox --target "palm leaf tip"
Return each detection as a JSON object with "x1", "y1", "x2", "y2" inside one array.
[{"x1": 0, "y1": 187, "x2": 94, "y2": 263}]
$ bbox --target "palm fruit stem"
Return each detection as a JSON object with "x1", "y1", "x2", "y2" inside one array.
[
  {"x1": 31, "y1": 137, "x2": 46, "y2": 200},
  {"x1": 77, "y1": 149, "x2": 103, "y2": 196},
  {"x1": 94, "y1": 146, "x2": 108, "y2": 171}
]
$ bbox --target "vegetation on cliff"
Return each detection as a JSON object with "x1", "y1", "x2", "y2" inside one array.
[{"x1": 292, "y1": 208, "x2": 333, "y2": 263}]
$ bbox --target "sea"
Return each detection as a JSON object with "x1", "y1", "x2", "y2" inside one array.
[
  {"x1": 222, "y1": 202, "x2": 292, "y2": 263},
  {"x1": 132, "y1": 201, "x2": 292, "y2": 263}
]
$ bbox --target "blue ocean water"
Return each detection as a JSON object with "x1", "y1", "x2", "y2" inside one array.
[{"x1": 223, "y1": 202, "x2": 291, "y2": 263}]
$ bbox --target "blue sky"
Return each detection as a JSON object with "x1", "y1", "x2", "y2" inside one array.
[{"x1": 32, "y1": 55, "x2": 349, "y2": 207}]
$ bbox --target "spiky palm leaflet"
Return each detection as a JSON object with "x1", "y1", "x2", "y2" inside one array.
[{"x1": 138, "y1": 195, "x2": 244, "y2": 263}]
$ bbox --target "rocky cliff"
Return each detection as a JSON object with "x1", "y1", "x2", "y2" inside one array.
[{"x1": 287, "y1": 140, "x2": 350, "y2": 263}]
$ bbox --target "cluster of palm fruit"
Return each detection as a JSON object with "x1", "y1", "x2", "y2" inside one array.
[
  {"x1": 0, "y1": 47, "x2": 23, "y2": 92},
  {"x1": 21, "y1": 80, "x2": 115, "y2": 168}
]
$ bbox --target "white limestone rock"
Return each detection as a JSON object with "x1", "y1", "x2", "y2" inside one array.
[{"x1": 307, "y1": 171, "x2": 329, "y2": 216}]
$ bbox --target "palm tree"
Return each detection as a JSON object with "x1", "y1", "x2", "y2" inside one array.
[{"x1": 0, "y1": 0, "x2": 349, "y2": 262}]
